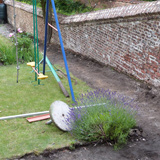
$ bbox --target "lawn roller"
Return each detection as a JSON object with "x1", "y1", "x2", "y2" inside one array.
[{"x1": 47, "y1": 101, "x2": 106, "y2": 131}]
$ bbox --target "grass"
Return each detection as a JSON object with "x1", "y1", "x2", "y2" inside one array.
[{"x1": 0, "y1": 63, "x2": 91, "y2": 159}]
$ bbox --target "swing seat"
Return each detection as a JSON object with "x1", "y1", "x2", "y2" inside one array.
[
  {"x1": 27, "y1": 62, "x2": 35, "y2": 67},
  {"x1": 38, "y1": 73, "x2": 48, "y2": 80}
]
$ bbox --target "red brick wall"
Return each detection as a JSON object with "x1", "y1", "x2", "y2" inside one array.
[
  {"x1": 53, "y1": 1, "x2": 160, "y2": 86},
  {"x1": 5, "y1": 0, "x2": 160, "y2": 86}
]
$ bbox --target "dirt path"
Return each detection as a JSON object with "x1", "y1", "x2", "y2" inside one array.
[{"x1": 19, "y1": 43, "x2": 160, "y2": 160}]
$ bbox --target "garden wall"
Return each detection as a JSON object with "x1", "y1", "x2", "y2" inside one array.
[{"x1": 5, "y1": 0, "x2": 160, "y2": 87}]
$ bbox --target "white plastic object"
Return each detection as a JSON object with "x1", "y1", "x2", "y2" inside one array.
[{"x1": 49, "y1": 101, "x2": 71, "y2": 131}]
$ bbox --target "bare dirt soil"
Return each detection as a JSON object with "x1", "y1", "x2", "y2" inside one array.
[
  {"x1": 14, "y1": 43, "x2": 160, "y2": 160},
  {"x1": 1, "y1": 24, "x2": 160, "y2": 160}
]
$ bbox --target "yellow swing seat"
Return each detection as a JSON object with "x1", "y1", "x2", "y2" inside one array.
[
  {"x1": 27, "y1": 62, "x2": 48, "y2": 80},
  {"x1": 38, "y1": 73, "x2": 48, "y2": 80},
  {"x1": 27, "y1": 62, "x2": 35, "y2": 67}
]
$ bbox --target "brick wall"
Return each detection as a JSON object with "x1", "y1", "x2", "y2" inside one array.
[{"x1": 5, "y1": 0, "x2": 160, "y2": 86}]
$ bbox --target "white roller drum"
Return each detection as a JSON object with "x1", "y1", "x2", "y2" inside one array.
[{"x1": 49, "y1": 101, "x2": 71, "y2": 131}]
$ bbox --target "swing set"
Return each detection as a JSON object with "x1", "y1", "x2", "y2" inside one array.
[
  {"x1": 25, "y1": 0, "x2": 76, "y2": 101},
  {"x1": 0, "y1": 0, "x2": 77, "y2": 123}
]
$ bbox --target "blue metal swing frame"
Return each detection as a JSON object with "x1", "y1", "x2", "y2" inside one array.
[{"x1": 43, "y1": 0, "x2": 75, "y2": 101}]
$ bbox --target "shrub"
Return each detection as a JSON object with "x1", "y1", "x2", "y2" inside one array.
[
  {"x1": 9, "y1": 29, "x2": 35, "y2": 63},
  {"x1": 16, "y1": 0, "x2": 41, "y2": 6},
  {"x1": 54, "y1": 0, "x2": 92, "y2": 15},
  {"x1": 16, "y1": 0, "x2": 93, "y2": 15},
  {"x1": 0, "y1": 36, "x2": 16, "y2": 65},
  {"x1": 16, "y1": 32, "x2": 34, "y2": 63},
  {"x1": 65, "y1": 89, "x2": 138, "y2": 149},
  {"x1": 0, "y1": 29, "x2": 35, "y2": 65}
]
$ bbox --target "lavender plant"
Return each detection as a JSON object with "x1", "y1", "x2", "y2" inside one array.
[{"x1": 65, "y1": 89, "x2": 138, "y2": 148}]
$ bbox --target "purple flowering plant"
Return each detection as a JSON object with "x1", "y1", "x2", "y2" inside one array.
[{"x1": 65, "y1": 89, "x2": 138, "y2": 148}]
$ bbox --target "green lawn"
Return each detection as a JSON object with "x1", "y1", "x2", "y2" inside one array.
[{"x1": 0, "y1": 63, "x2": 90, "y2": 159}]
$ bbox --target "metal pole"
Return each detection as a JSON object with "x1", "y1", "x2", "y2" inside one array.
[
  {"x1": 34, "y1": 0, "x2": 40, "y2": 85},
  {"x1": 50, "y1": 0, "x2": 75, "y2": 102},
  {"x1": 48, "y1": 23, "x2": 58, "y2": 32},
  {"x1": 0, "y1": 111, "x2": 49, "y2": 120},
  {"x1": 33, "y1": 0, "x2": 37, "y2": 82},
  {"x1": 43, "y1": 0, "x2": 49, "y2": 75},
  {"x1": 13, "y1": 0, "x2": 20, "y2": 83}
]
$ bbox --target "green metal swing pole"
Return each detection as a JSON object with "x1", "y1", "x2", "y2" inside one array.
[
  {"x1": 32, "y1": 0, "x2": 40, "y2": 84},
  {"x1": 34, "y1": 0, "x2": 40, "y2": 85},
  {"x1": 32, "y1": 0, "x2": 37, "y2": 82}
]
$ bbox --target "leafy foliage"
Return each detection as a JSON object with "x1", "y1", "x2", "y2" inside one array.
[
  {"x1": 15, "y1": 32, "x2": 34, "y2": 63},
  {"x1": 16, "y1": 0, "x2": 93, "y2": 15},
  {"x1": 54, "y1": 0, "x2": 92, "y2": 15},
  {"x1": 66, "y1": 89, "x2": 138, "y2": 148},
  {"x1": 0, "y1": 36, "x2": 16, "y2": 65},
  {"x1": 17, "y1": 0, "x2": 41, "y2": 7},
  {"x1": 0, "y1": 31, "x2": 34, "y2": 65}
]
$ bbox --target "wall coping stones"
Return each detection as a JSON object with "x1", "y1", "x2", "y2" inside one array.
[
  {"x1": 61, "y1": 1, "x2": 160, "y2": 24},
  {"x1": 116, "y1": 0, "x2": 143, "y2": 4}
]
